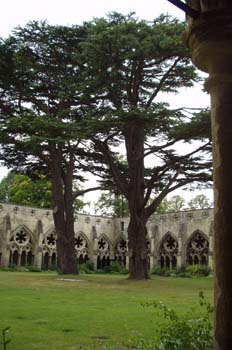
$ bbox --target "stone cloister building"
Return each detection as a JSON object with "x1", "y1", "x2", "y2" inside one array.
[{"x1": 0, "y1": 202, "x2": 213, "y2": 270}]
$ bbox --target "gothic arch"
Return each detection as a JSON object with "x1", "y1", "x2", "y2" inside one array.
[
  {"x1": 41, "y1": 229, "x2": 57, "y2": 269},
  {"x1": 9, "y1": 225, "x2": 35, "y2": 266},
  {"x1": 42, "y1": 229, "x2": 57, "y2": 252},
  {"x1": 75, "y1": 231, "x2": 93, "y2": 263},
  {"x1": 96, "y1": 234, "x2": 113, "y2": 269},
  {"x1": 186, "y1": 230, "x2": 209, "y2": 266},
  {"x1": 114, "y1": 235, "x2": 127, "y2": 267},
  {"x1": 157, "y1": 232, "x2": 178, "y2": 269}
]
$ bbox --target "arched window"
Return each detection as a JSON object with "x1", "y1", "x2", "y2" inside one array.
[
  {"x1": 51, "y1": 253, "x2": 57, "y2": 267},
  {"x1": 158, "y1": 233, "x2": 178, "y2": 269},
  {"x1": 97, "y1": 236, "x2": 111, "y2": 269},
  {"x1": 114, "y1": 238, "x2": 127, "y2": 267},
  {"x1": 186, "y1": 231, "x2": 209, "y2": 266},
  {"x1": 9, "y1": 227, "x2": 34, "y2": 267},
  {"x1": 75, "y1": 233, "x2": 90, "y2": 263},
  {"x1": 43, "y1": 252, "x2": 49, "y2": 270},
  {"x1": 21, "y1": 251, "x2": 26, "y2": 266}
]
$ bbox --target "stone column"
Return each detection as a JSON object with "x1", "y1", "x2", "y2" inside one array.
[
  {"x1": 184, "y1": 4, "x2": 232, "y2": 349},
  {"x1": 177, "y1": 235, "x2": 182, "y2": 268}
]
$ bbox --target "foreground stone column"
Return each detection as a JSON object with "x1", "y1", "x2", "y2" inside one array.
[{"x1": 184, "y1": 3, "x2": 232, "y2": 349}]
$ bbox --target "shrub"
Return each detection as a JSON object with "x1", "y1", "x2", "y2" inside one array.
[
  {"x1": 79, "y1": 260, "x2": 95, "y2": 274},
  {"x1": 26, "y1": 265, "x2": 41, "y2": 272},
  {"x1": 100, "y1": 261, "x2": 128, "y2": 274},
  {"x1": 141, "y1": 292, "x2": 213, "y2": 350},
  {"x1": 151, "y1": 266, "x2": 162, "y2": 275},
  {"x1": 186, "y1": 265, "x2": 211, "y2": 277},
  {"x1": 151, "y1": 266, "x2": 174, "y2": 277}
]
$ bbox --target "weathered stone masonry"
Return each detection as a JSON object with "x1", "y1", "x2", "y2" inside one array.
[{"x1": 0, "y1": 203, "x2": 214, "y2": 270}]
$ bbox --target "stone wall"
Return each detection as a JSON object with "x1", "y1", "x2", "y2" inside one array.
[{"x1": 0, "y1": 203, "x2": 214, "y2": 270}]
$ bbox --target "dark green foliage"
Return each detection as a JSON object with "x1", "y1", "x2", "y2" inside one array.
[
  {"x1": 79, "y1": 260, "x2": 95, "y2": 274},
  {"x1": 79, "y1": 13, "x2": 212, "y2": 278},
  {"x1": 0, "y1": 15, "x2": 212, "y2": 279},
  {"x1": 185, "y1": 264, "x2": 211, "y2": 277},
  {"x1": 151, "y1": 265, "x2": 211, "y2": 278},
  {"x1": 140, "y1": 292, "x2": 213, "y2": 350},
  {"x1": 26, "y1": 266, "x2": 42, "y2": 272},
  {"x1": 0, "y1": 21, "x2": 102, "y2": 274},
  {"x1": 95, "y1": 191, "x2": 129, "y2": 217}
]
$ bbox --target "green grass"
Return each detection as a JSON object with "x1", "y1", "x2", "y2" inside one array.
[{"x1": 0, "y1": 272, "x2": 213, "y2": 350}]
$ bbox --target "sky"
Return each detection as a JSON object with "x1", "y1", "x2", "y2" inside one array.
[{"x1": 0, "y1": 0, "x2": 212, "y2": 209}]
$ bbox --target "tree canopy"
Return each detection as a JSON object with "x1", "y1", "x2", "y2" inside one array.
[
  {"x1": 80, "y1": 13, "x2": 212, "y2": 278},
  {"x1": 0, "y1": 14, "x2": 212, "y2": 279},
  {"x1": 0, "y1": 21, "x2": 100, "y2": 274}
]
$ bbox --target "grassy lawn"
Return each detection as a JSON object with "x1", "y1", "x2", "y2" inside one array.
[{"x1": 0, "y1": 272, "x2": 213, "y2": 350}]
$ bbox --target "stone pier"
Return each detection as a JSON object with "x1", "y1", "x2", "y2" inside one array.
[{"x1": 185, "y1": 2, "x2": 232, "y2": 349}]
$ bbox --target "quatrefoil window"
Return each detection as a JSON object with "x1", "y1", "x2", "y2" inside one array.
[
  {"x1": 191, "y1": 233, "x2": 208, "y2": 252},
  {"x1": 15, "y1": 230, "x2": 28, "y2": 245},
  {"x1": 164, "y1": 236, "x2": 177, "y2": 252},
  {"x1": 75, "y1": 236, "x2": 86, "y2": 250},
  {"x1": 98, "y1": 238, "x2": 108, "y2": 251},
  {"x1": 46, "y1": 233, "x2": 56, "y2": 247}
]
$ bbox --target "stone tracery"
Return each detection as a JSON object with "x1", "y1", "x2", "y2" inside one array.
[
  {"x1": 158, "y1": 233, "x2": 178, "y2": 269},
  {"x1": 186, "y1": 231, "x2": 209, "y2": 265},
  {"x1": 75, "y1": 233, "x2": 89, "y2": 264},
  {"x1": 9, "y1": 227, "x2": 34, "y2": 266}
]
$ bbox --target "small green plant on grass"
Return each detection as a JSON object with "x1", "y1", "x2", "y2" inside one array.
[
  {"x1": 1, "y1": 327, "x2": 10, "y2": 350},
  {"x1": 141, "y1": 292, "x2": 213, "y2": 350}
]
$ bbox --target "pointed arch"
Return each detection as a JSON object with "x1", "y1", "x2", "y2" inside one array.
[
  {"x1": 75, "y1": 231, "x2": 93, "y2": 255},
  {"x1": 97, "y1": 234, "x2": 113, "y2": 253},
  {"x1": 42, "y1": 229, "x2": 57, "y2": 249},
  {"x1": 114, "y1": 235, "x2": 127, "y2": 267},
  {"x1": 8, "y1": 225, "x2": 35, "y2": 267},
  {"x1": 74, "y1": 231, "x2": 92, "y2": 264},
  {"x1": 186, "y1": 230, "x2": 209, "y2": 266},
  {"x1": 10, "y1": 225, "x2": 35, "y2": 247},
  {"x1": 96, "y1": 234, "x2": 113, "y2": 269},
  {"x1": 157, "y1": 232, "x2": 178, "y2": 269}
]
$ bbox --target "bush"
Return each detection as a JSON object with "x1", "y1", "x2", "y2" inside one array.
[
  {"x1": 186, "y1": 265, "x2": 211, "y2": 277},
  {"x1": 140, "y1": 292, "x2": 213, "y2": 350},
  {"x1": 151, "y1": 266, "x2": 174, "y2": 277},
  {"x1": 151, "y1": 265, "x2": 211, "y2": 278},
  {"x1": 97, "y1": 261, "x2": 128, "y2": 274},
  {"x1": 26, "y1": 265, "x2": 41, "y2": 272},
  {"x1": 79, "y1": 260, "x2": 95, "y2": 274}
]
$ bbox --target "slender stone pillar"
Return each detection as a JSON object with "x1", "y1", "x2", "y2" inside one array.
[
  {"x1": 184, "y1": 3, "x2": 232, "y2": 349},
  {"x1": 177, "y1": 235, "x2": 182, "y2": 268}
]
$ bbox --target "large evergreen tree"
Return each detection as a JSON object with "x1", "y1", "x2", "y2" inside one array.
[
  {"x1": 0, "y1": 22, "x2": 100, "y2": 274},
  {"x1": 81, "y1": 13, "x2": 212, "y2": 279}
]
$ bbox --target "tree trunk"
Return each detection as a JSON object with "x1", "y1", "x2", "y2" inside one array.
[
  {"x1": 50, "y1": 152, "x2": 78, "y2": 275},
  {"x1": 127, "y1": 214, "x2": 149, "y2": 279},
  {"x1": 125, "y1": 125, "x2": 149, "y2": 279}
]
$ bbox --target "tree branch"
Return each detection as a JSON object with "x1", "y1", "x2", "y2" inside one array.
[
  {"x1": 145, "y1": 57, "x2": 181, "y2": 109},
  {"x1": 73, "y1": 186, "x2": 103, "y2": 199},
  {"x1": 166, "y1": 0, "x2": 200, "y2": 18}
]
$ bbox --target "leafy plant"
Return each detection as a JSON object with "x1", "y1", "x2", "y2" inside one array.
[
  {"x1": 102, "y1": 261, "x2": 128, "y2": 275},
  {"x1": 185, "y1": 265, "x2": 211, "y2": 277},
  {"x1": 79, "y1": 260, "x2": 95, "y2": 274},
  {"x1": 141, "y1": 292, "x2": 213, "y2": 350}
]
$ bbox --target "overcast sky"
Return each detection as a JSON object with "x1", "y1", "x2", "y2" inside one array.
[
  {"x1": 1, "y1": 0, "x2": 185, "y2": 38},
  {"x1": 0, "y1": 0, "x2": 212, "y2": 207}
]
